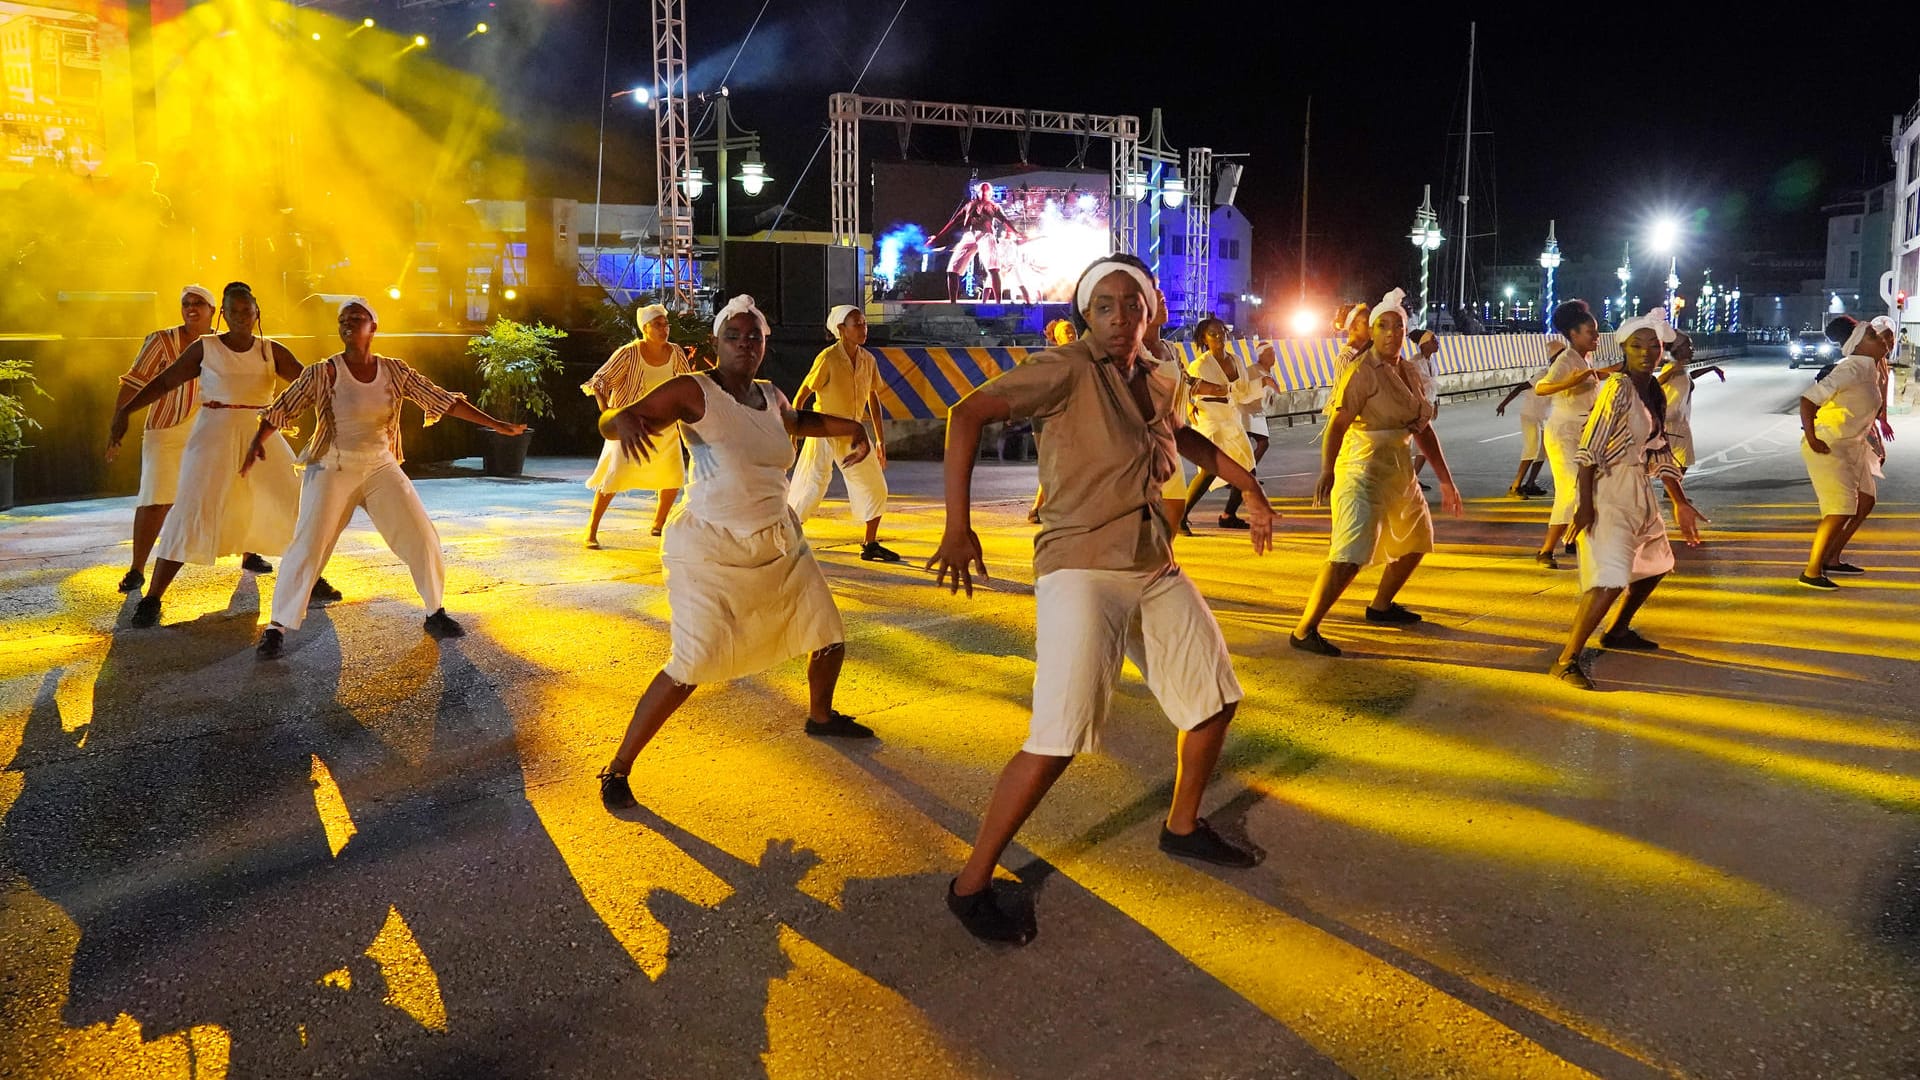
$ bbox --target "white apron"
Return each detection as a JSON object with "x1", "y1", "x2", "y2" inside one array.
[{"x1": 1328, "y1": 427, "x2": 1432, "y2": 566}]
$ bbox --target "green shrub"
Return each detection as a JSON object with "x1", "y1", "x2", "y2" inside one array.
[{"x1": 467, "y1": 317, "x2": 567, "y2": 424}]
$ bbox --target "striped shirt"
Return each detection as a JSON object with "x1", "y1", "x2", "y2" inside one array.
[
  {"x1": 261, "y1": 354, "x2": 465, "y2": 465},
  {"x1": 118, "y1": 326, "x2": 200, "y2": 430},
  {"x1": 1576, "y1": 374, "x2": 1679, "y2": 482},
  {"x1": 581, "y1": 340, "x2": 691, "y2": 410}
]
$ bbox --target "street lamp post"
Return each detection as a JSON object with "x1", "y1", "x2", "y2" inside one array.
[
  {"x1": 1538, "y1": 220, "x2": 1561, "y2": 331},
  {"x1": 1616, "y1": 243, "x2": 1631, "y2": 325},
  {"x1": 684, "y1": 89, "x2": 770, "y2": 295},
  {"x1": 1701, "y1": 273, "x2": 1715, "y2": 333},
  {"x1": 1408, "y1": 184, "x2": 1444, "y2": 327},
  {"x1": 1665, "y1": 258, "x2": 1680, "y2": 315},
  {"x1": 1504, "y1": 284, "x2": 1516, "y2": 321}
]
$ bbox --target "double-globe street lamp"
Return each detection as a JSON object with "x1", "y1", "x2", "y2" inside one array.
[
  {"x1": 680, "y1": 88, "x2": 772, "y2": 294},
  {"x1": 1408, "y1": 185, "x2": 1443, "y2": 327},
  {"x1": 1538, "y1": 220, "x2": 1561, "y2": 331}
]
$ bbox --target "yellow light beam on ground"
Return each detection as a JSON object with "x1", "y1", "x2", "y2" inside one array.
[
  {"x1": 309, "y1": 754, "x2": 357, "y2": 857},
  {"x1": 365, "y1": 906, "x2": 449, "y2": 1032}
]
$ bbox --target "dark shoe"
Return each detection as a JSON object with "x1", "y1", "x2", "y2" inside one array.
[
  {"x1": 649, "y1": 526, "x2": 663, "y2": 538},
  {"x1": 1364, "y1": 602, "x2": 1423, "y2": 625},
  {"x1": 805, "y1": 711, "x2": 875, "y2": 739},
  {"x1": 117, "y1": 569, "x2": 144, "y2": 593},
  {"x1": 423, "y1": 608, "x2": 466, "y2": 638},
  {"x1": 1600, "y1": 627, "x2": 1658, "y2": 651},
  {"x1": 946, "y1": 880, "x2": 1032, "y2": 945},
  {"x1": 1216, "y1": 515, "x2": 1250, "y2": 530},
  {"x1": 1522, "y1": 483, "x2": 1550, "y2": 497},
  {"x1": 240, "y1": 553, "x2": 273, "y2": 573},
  {"x1": 309, "y1": 577, "x2": 343, "y2": 604},
  {"x1": 1824, "y1": 562, "x2": 1865, "y2": 575},
  {"x1": 130, "y1": 596, "x2": 162, "y2": 628},
  {"x1": 1027, "y1": 508, "x2": 1042, "y2": 524},
  {"x1": 1507, "y1": 485, "x2": 1529, "y2": 500},
  {"x1": 1563, "y1": 540, "x2": 1578, "y2": 556},
  {"x1": 1797, "y1": 573, "x2": 1839, "y2": 591},
  {"x1": 1535, "y1": 551, "x2": 1560, "y2": 570},
  {"x1": 598, "y1": 768, "x2": 637, "y2": 811},
  {"x1": 859, "y1": 541, "x2": 903, "y2": 563},
  {"x1": 1178, "y1": 519, "x2": 1194, "y2": 537},
  {"x1": 256, "y1": 627, "x2": 285, "y2": 660},
  {"x1": 1554, "y1": 660, "x2": 1594, "y2": 690},
  {"x1": 1418, "y1": 480, "x2": 1432, "y2": 491},
  {"x1": 1288, "y1": 630, "x2": 1341, "y2": 657},
  {"x1": 1160, "y1": 818, "x2": 1258, "y2": 868}
]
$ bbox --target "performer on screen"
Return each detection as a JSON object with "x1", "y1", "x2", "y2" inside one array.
[{"x1": 931, "y1": 182, "x2": 1026, "y2": 304}]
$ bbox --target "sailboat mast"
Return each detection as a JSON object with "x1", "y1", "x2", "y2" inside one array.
[
  {"x1": 1456, "y1": 22, "x2": 1475, "y2": 311},
  {"x1": 1300, "y1": 96, "x2": 1311, "y2": 303}
]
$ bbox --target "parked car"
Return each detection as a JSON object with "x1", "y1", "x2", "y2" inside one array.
[{"x1": 1787, "y1": 331, "x2": 1834, "y2": 369}]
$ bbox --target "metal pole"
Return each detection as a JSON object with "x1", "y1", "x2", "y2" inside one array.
[
  {"x1": 717, "y1": 94, "x2": 730, "y2": 293},
  {"x1": 1299, "y1": 96, "x2": 1309, "y2": 303},
  {"x1": 1456, "y1": 22, "x2": 1474, "y2": 311},
  {"x1": 592, "y1": 0, "x2": 611, "y2": 280}
]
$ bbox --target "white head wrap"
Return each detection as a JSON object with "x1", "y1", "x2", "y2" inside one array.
[
  {"x1": 180, "y1": 284, "x2": 216, "y2": 307},
  {"x1": 635, "y1": 303, "x2": 668, "y2": 330},
  {"x1": 712, "y1": 294, "x2": 770, "y2": 337},
  {"x1": 1840, "y1": 318, "x2": 1873, "y2": 357},
  {"x1": 1615, "y1": 306, "x2": 1676, "y2": 344},
  {"x1": 1340, "y1": 304, "x2": 1370, "y2": 332},
  {"x1": 337, "y1": 296, "x2": 378, "y2": 325},
  {"x1": 1869, "y1": 314, "x2": 1895, "y2": 334},
  {"x1": 1072, "y1": 259, "x2": 1155, "y2": 318},
  {"x1": 826, "y1": 304, "x2": 860, "y2": 337},
  {"x1": 1370, "y1": 288, "x2": 1409, "y2": 330}
]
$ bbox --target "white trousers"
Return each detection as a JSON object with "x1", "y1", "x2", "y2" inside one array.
[
  {"x1": 271, "y1": 452, "x2": 444, "y2": 631},
  {"x1": 786, "y1": 433, "x2": 889, "y2": 523}
]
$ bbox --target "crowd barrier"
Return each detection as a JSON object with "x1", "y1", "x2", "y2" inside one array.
[{"x1": 873, "y1": 334, "x2": 1615, "y2": 420}]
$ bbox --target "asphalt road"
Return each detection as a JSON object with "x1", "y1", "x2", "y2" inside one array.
[{"x1": 2, "y1": 346, "x2": 1917, "y2": 1078}]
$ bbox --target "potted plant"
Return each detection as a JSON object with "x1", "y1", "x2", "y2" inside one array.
[
  {"x1": 467, "y1": 316, "x2": 566, "y2": 477},
  {"x1": 0, "y1": 357, "x2": 50, "y2": 511}
]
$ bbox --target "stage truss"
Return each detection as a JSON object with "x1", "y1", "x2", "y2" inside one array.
[
  {"x1": 828, "y1": 94, "x2": 1142, "y2": 258},
  {"x1": 652, "y1": 0, "x2": 696, "y2": 309},
  {"x1": 1184, "y1": 146, "x2": 1212, "y2": 327}
]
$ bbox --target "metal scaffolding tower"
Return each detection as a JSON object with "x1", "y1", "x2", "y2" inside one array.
[
  {"x1": 1183, "y1": 146, "x2": 1212, "y2": 326},
  {"x1": 651, "y1": 0, "x2": 696, "y2": 309}
]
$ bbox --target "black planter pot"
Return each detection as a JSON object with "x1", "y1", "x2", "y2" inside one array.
[
  {"x1": 481, "y1": 430, "x2": 534, "y2": 477},
  {"x1": 0, "y1": 456, "x2": 13, "y2": 510}
]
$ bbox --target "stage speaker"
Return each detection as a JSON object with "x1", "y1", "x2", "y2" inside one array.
[
  {"x1": 778, "y1": 244, "x2": 827, "y2": 329},
  {"x1": 523, "y1": 198, "x2": 580, "y2": 321},
  {"x1": 906, "y1": 270, "x2": 947, "y2": 301},
  {"x1": 723, "y1": 242, "x2": 784, "y2": 324},
  {"x1": 1213, "y1": 162, "x2": 1243, "y2": 208},
  {"x1": 56, "y1": 291, "x2": 158, "y2": 338}
]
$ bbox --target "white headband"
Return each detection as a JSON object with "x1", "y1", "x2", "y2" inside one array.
[
  {"x1": 1616, "y1": 306, "x2": 1676, "y2": 344},
  {"x1": 1073, "y1": 259, "x2": 1155, "y2": 318},
  {"x1": 1841, "y1": 319, "x2": 1872, "y2": 357},
  {"x1": 635, "y1": 303, "x2": 668, "y2": 329},
  {"x1": 1869, "y1": 314, "x2": 1895, "y2": 334},
  {"x1": 180, "y1": 284, "x2": 215, "y2": 307},
  {"x1": 712, "y1": 294, "x2": 770, "y2": 337},
  {"x1": 337, "y1": 296, "x2": 378, "y2": 325},
  {"x1": 1370, "y1": 288, "x2": 1408, "y2": 330},
  {"x1": 1341, "y1": 304, "x2": 1369, "y2": 332},
  {"x1": 827, "y1": 304, "x2": 860, "y2": 336}
]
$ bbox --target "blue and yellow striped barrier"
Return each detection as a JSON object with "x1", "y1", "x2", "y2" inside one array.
[{"x1": 873, "y1": 334, "x2": 1607, "y2": 421}]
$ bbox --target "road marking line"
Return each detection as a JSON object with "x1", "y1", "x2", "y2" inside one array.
[{"x1": 1478, "y1": 432, "x2": 1521, "y2": 443}]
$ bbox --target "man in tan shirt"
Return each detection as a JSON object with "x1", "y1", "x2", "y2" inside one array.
[{"x1": 927, "y1": 254, "x2": 1275, "y2": 945}]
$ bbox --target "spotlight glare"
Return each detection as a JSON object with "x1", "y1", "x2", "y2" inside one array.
[
  {"x1": 310, "y1": 31, "x2": 321, "y2": 40},
  {"x1": 1649, "y1": 217, "x2": 1680, "y2": 255},
  {"x1": 1287, "y1": 307, "x2": 1322, "y2": 337},
  {"x1": 502, "y1": 288, "x2": 517, "y2": 301},
  {"x1": 412, "y1": 34, "x2": 428, "y2": 47},
  {"x1": 475, "y1": 22, "x2": 488, "y2": 33},
  {"x1": 363, "y1": 17, "x2": 375, "y2": 28},
  {"x1": 631, "y1": 86, "x2": 651, "y2": 106},
  {"x1": 387, "y1": 286, "x2": 403, "y2": 301}
]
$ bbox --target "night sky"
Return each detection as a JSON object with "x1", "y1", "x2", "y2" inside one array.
[{"x1": 422, "y1": 1, "x2": 1920, "y2": 305}]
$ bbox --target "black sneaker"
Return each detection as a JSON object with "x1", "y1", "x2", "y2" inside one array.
[
  {"x1": 805, "y1": 711, "x2": 875, "y2": 739},
  {"x1": 1824, "y1": 562, "x2": 1865, "y2": 576},
  {"x1": 1216, "y1": 515, "x2": 1251, "y2": 530},
  {"x1": 1178, "y1": 519, "x2": 1194, "y2": 537},
  {"x1": 1535, "y1": 552, "x2": 1560, "y2": 570},
  {"x1": 860, "y1": 541, "x2": 903, "y2": 563},
  {"x1": 1563, "y1": 540, "x2": 1578, "y2": 556},
  {"x1": 1600, "y1": 627, "x2": 1658, "y2": 651},
  {"x1": 1364, "y1": 602, "x2": 1422, "y2": 625},
  {"x1": 240, "y1": 553, "x2": 273, "y2": 573},
  {"x1": 946, "y1": 880, "x2": 1033, "y2": 945},
  {"x1": 423, "y1": 608, "x2": 466, "y2": 638},
  {"x1": 1159, "y1": 818, "x2": 1258, "y2": 868},
  {"x1": 1522, "y1": 483, "x2": 1550, "y2": 497},
  {"x1": 310, "y1": 577, "x2": 343, "y2": 604},
  {"x1": 1507, "y1": 486, "x2": 1530, "y2": 500},
  {"x1": 130, "y1": 596, "x2": 161, "y2": 628},
  {"x1": 117, "y1": 569, "x2": 144, "y2": 593},
  {"x1": 256, "y1": 627, "x2": 285, "y2": 660},
  {"x1": 598, "y1": 768, "x2": 637, "y2": 811},
  {"x1": 1797, "y1": 573, "x2": 1839, "y2": 591},
  {"x1": 1554, "y1": 660, "x2": 1594, "y2": 690},
  {"x1": 1288, "y1": 630, "x2": 1341, "y2": 657}
]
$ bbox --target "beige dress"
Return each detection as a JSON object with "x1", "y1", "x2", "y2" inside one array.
[
  {"x1": 1327, "y1": 348, "x2": 1435, "y2": 566},
  {"x1": 660, "y1": 375, "x2": 844, "y2": 685},
  {"x1": 1540, "y1": 347, "x2": 1600, "y2": 526},
  {"x1": 153, "y1": 335, "x2": 299, "y2": 564},
  {"x1": 585, "y1": 341, "x2": 690, "y2": 493}
]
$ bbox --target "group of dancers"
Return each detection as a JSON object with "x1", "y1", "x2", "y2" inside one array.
[{"x1": 101, "y1": 253, "x2": 1896, "y2": 945}]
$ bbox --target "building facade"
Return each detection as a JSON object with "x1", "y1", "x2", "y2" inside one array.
[{"x1": 1890, "y1": 98, "x2": 1920, "y2": 334}]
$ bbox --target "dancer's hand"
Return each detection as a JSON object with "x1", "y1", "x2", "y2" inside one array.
[
  {"x1": 1244, "y1": 493, "x2": 1276, "y2": 556},
  {"x1": 1439, "y1": 482, "x2": 1463, "y2": 517},
  {"x1": 1312, "y1": 469, "x2": 1334, "y2": 507},
  {"x1": 1878, "y1": 417, "x2": 1895, "y2": 441},
  {"x1": 239, "y1": 438, "x2": 266, "y2": 478},
  {"x1": 106, "y1": 410, "x2": 129, "y2": 460},
  {"x1": 926, "y1": 527, "x2": 988, "y2": 597},
  {"x1": 1495, "y1": 401, "x2": 1507, "y2": 416},
  {"x1": 606, "y1": 409, "x2": 658, "y2": 463},
  {"x1": 842, "y1": 426, "x2": 872, "y2": 467},
  {"x1": 1676, "y1": 499, "x2": 1709, "y2": 547},
  {"x1": 1571, "y1": 501, "x2": 1594, "y2": 539},
  {"x1": 1805, "y1": 433, "x2": 1831, "y2": 455}
]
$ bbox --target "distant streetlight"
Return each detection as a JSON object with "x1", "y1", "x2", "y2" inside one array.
[
  {"x1": 1287, "y1": 307, "x2": 1321, "y2": 337},
  {"x1": 1159, "y1": 168, "x2": 1189, "y2": 209},
  {"x1": 680, "y1": 164, "x2": 707, "y2": 201},
  {"x1": 614, "y1": 86, "x2": 652, "y2": 107},
  {"x1": 1408, "y1": 184, "x2": 1443, "y2": 326},
  {"x1": 1538, "y1": 220, "x2": 1562, "y2": 330},
  {"x1": 1616, "y1": 243, "x2": 1631, "y2": 323},
  {"x1": 412, "y1": 34, "x2": 428, "y2": 47},
  {"x1": 732, "y1": 151, "x2": 771, "y2": 198},
  {"x1": 1649, "y1": 218, "x2": 1680, "y2": 255},
  {"x1": 1504, "y1": 283, "x2": 1516, "y2": 320}
]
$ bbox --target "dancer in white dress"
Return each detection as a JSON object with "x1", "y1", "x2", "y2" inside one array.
[
  {"x1": 1657, "y1": 330, "x2": 1724, "y2": 474},
  {"x1": 1533, "y1": 300, "x2": 1608, "y2": 569},
  {"x1": 582, "y1": 304, "x2": 692, "y2": 546},
  {"x1": 110, "y1": 282, "x2": 310, "y2": 628},
  {"x1": 1796, "y1": 315, "x2": 1890, "y2": 590},
  {"x1": 1179, "y1": 318, "x2": 1259, "y2": 532},
  {"x1": 247, "y1": 299, "x2": 526, "y2": 658},
  {"x1": 1407, "y1": 327, "x2": 1442, "y2": 483},
  {"x1": 1552, "y1": 308, "x2": 1706, "y2": 689},
  {"x1": 105, "y1": 284, "x2": 216, "y2": 593},
  {"x1": 594, "y1": 296, "x2": 881, "y2": 812},
  {"x1": 1495, "y1": 359, "x2": 1552, "y2": 498},
  {"x1": 1290, "y1": 289, "x2": 1464, "y2": 656},
  {"x1": 788, "y1": 304, "x2": 901, "y2": 562}
]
